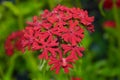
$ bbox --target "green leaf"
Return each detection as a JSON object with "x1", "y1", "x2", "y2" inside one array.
[
  {"x1": 104, "y1": 27, "x2": 118, "y2": 37},
  {"x1": 94, "y1": 60, "x2": 107, "y2": 70},
  {"x1": 80, "y1": 29, "x2": 92, "y2": 49},
  {"x1": 17, "y1": 2, "x2": 43, "y2": 16},
  {"x1": 97, "y1": 67, "x2": 120, "y2": 77},
  {"x1": 98, "y1": 0, "x2": 105, "y2": 16},
  {"x1": 2, "y1": 1, "x2": 20, "y2": 16},
  {"x1": 3, "y1": 53, "x2": 20, "y2": 80}
]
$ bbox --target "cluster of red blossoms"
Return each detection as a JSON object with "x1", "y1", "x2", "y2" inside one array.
[
  {"x1": 5, "y1": 31, "x2": 24, "y2": 56},
  {"x1": 5, "y1": 5, "x2": 94, "y2": 74}
]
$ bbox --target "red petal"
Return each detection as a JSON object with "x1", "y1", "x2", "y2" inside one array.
[{"x1": 64, "y1": 67, "x2": 69, "y2": 73}]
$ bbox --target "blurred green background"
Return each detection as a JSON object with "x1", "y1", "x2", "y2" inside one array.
[{"x1": 0, "y1": 0, "x2": 120, "y2": 80}]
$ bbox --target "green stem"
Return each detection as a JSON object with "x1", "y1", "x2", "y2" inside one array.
[
  {"x1": 33, "y1": 0, "x2": 37, "y2": 2},
  {"x1": 15, "y1": 0, "x2": 20, "y2": 5},
  {"x1": 112, "y1": 3, "x2": 120, "y2": 76},
  {"x1": 112, "y1": 1, "x2": 120, "y2": 48},
  {"x1": 67, "y1": 73, "x2": 71, "y2": 80},
  {"x1": 112, "y1": 2, "x2": 120, "y2": 29},
  {"x1": 48, "y1": 0, "x2": 54, "y2": 10},
  {"x1": 24, "y1": 51, "x2": 42, "y2": 80},
  {"x1": 0, "y1": 66, "x2": 4, "y2": 79},
  {"x1": 15, "y1": 0, "x2": 23, "y2": 30},
  {"x1": 18, "y1": 15, "x2": 24, "y2": 30},
  {"x1": 99, "y1": 0, "x2": 105, "y2": 16},
  {"x1": 3, "y1": 53, "x2": 19, "y2": 80}
]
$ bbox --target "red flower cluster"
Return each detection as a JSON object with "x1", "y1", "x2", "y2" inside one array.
[
  {"x1": 5, "y1": 31, "x2": 24, "y2": 56},
  {"x1": 5, "y1": 5, "x2": 94, "y2": 74},
  {"x1": 103, "y1": 0, "x2": 120, "y2": 9},
  {"x1": 22, "y1": 5, "x2": 94, "y2": 74}
]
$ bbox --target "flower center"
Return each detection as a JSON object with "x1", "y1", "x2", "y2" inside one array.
[{"x1": 62, "y1": 58, "x2": 67, "y2": 67}]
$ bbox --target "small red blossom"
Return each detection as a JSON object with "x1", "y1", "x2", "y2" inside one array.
[
  {"x1": 49, "y1": 54, "x2": 74, "y2": 74},
  {"x1": 41, "y1": 9, "x2": 50, "y2": 19},
  {"x1": 22, "y1": 27, "x2": 40, "y2": 50},
  {"x1": 5, "y1": 31, "x2": 24, "y2": 56},
  {"x1": 38, "y1": 37, "x2": 59, "y2": 60},
  {"x1": 117, "y1": 0, "x2": 120, "y2": 7},
  {"x1": 103, "y1": 20, "x2": 116, "y2": 28},
  {"x1": 61, "y1": 20, "x2": 84, "y2": 45},
  {"x1": 102, "y1": 0, "x2": 120, "y2": 9},
  {"x1": 26, "y1": 16, "x2": 41, "y2": 27},
  {"x1": 47, "y1": 15, "x2": 58, "y2": 24},
  {"x1": 87, "y1": 24, "x2": 95, "y2": 32},
  {"x1": 103, "y1": 0, "x2": 113, "y2": 9},
  {"x1": 71, "y1": 77, "x2": 82, "y2": 80},
  {"x1": 79, "y1": 10, "x2": 94, "y2": 26},
  {"x1": 62, "y1": 44, "x2": 84, "y2": 60}
]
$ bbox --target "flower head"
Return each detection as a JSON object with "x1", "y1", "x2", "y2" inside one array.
[
  {"x1": 21, "y1": 5, "x2": 94, "y2": 74},
  {"x1": 5, "y1": 31, "x2": 24, "y2": 56}
]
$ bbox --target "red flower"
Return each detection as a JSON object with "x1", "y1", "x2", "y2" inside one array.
[
  {"x1": 5, "y1": 40, "x2": 14, "y2": 56},
  {"x1": 47, "y1": 15, "x2": 58, "y2": 24},
  {"x1": 26, "y1": 16, "x2": 41, "y2": 27},
  {"x1": 22, "y1": 27, "x2": 40, "y2": 50},
  {"x1": 71, "y1": 77, "x2": 82, "y2": 80},
  {"x1": 21, "y1": 5, "x2": 94, "y2": 74},
  {"x1": 79, "y1": 10, "x2": 94, "y2": 26},
  {"x1": 41, "y1": 9, "x2": 50, "y2": 19},
  {"x1": 117, "y1": 0, "x2": 120, "y2": 7},
  {"x1": 87, "y1": 25, "x2": 95, "y2": 32},
  {"x1": 103, "y1": 0, "x2": 113, "y2": 9},
  {"x1": 61, "y1": 20, "x2": 84, "y2": 45},
  {"x1": 103, "y1": 20, "x2": 116, "y2": 28},
  {"x1": 41, "y1": 21, "x2": 52, "y2": 29},
  {"x1": 62, "y1": 44, "x2": 84, "y2": 60},
  {"x1": 102, "y1": 0, "x2": 120, "y2": 9},
  {"x1": 38, "y1": 37, "x2": 59, "y2": 60},
  {"x1": 49, "y1": 54, "x2": 74, "y2": 74},
  {"x1": 5, "y1": 31, "x2": 24, "y2": 56},
  {"x1": 71, "y1": 8, "x2": 94, "y2": 26}
]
